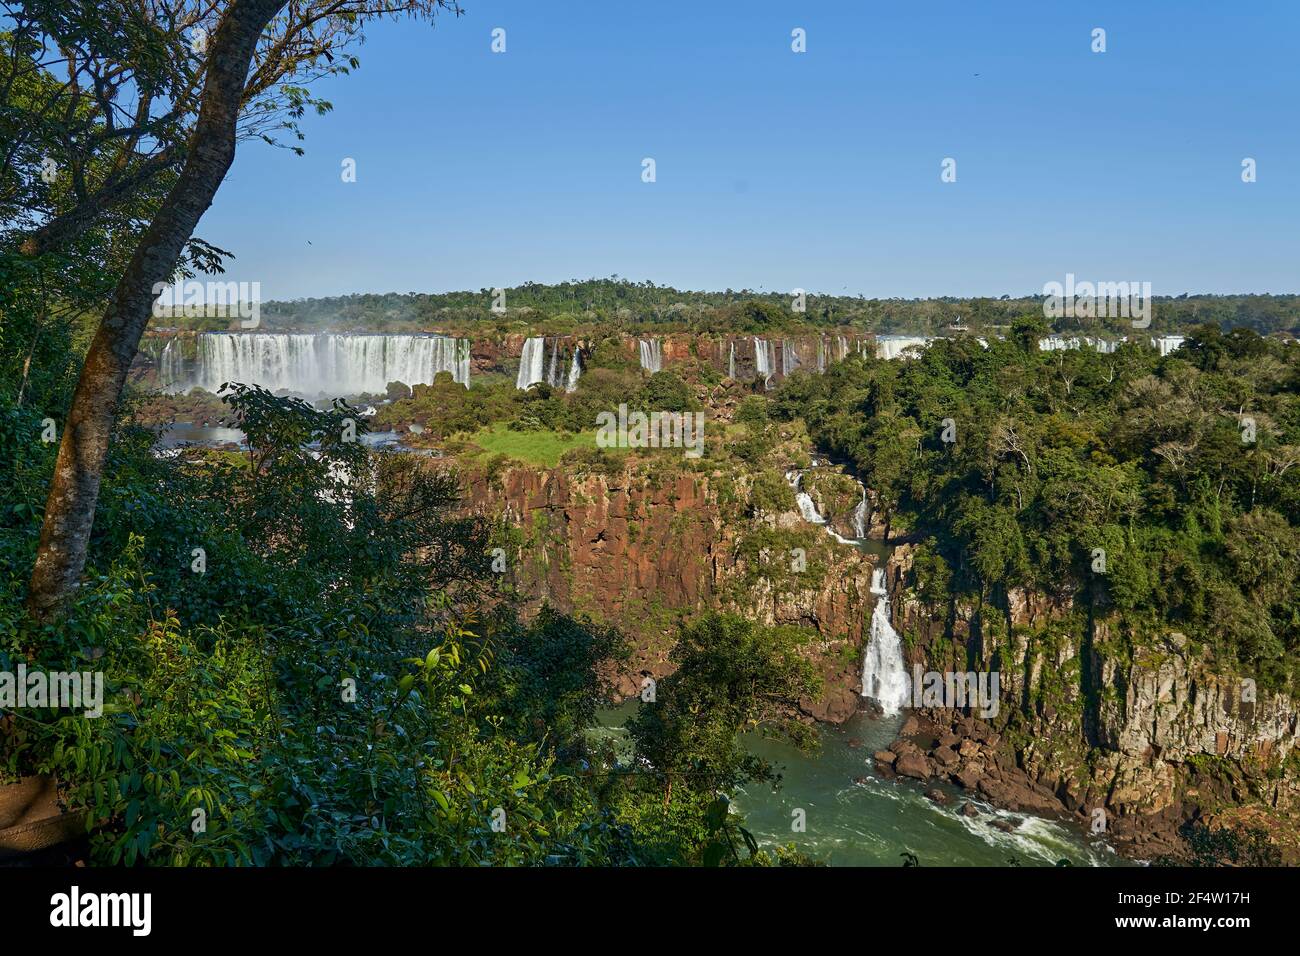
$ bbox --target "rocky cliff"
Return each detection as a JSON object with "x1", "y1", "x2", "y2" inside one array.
[
  {"x1": 883, "y1": 541, "x2": 1300, "y2": 859},
  {"x1": 456, "y1": 459, "x2": 877, "y2": 722}
]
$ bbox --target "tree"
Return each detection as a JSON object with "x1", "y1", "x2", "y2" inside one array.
[
  {"x1": 21, "y1": 0, "x2": 464, "y2": 618},
  {"x1": 625, "y1": 613, "x2": 819, "y2": 806}
]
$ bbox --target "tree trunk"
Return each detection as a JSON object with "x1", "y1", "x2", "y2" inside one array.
[{"x1": 26, "y1": 0, "x2": 286, "y2": 620}]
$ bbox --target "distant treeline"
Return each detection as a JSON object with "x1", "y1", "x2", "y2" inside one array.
[{"x1": 234, "y1": 279, "x2": 1300, "y2": 337}]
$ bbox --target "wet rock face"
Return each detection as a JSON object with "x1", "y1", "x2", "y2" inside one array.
[{"x1": 457, "y1": 461, "x2": 877, "y2": 723}]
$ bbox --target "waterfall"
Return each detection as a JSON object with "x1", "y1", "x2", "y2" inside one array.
[
  {"x1": 875, "y1": 335, "x2": 933, "y2": 361},
  {"x1": 782, "y1": 339, "x2": 800, "y2": 376},
  {"x1": 159, "y1": 339, "x2": 185, "y2": 391},
  {"x1": 785, "y1": 470, "x2": 826, "y2": 525},
  {"x1": 1152, "y1": 335, "x2": 1185, "y2": 356},
  {"x1": 566, "y1": 349, "x2": 583, "y2": 392},
  {"x1": 639, "y1": 338, "x2": 662, "y2": 374},
  {"x1": 817, "y1": 337, "x2": 826, "y2": 373},
  {"x1": 728, "y1": 341, "x2": 736, "y2": 379},
  {"x1": 194, "y1": 332, "x2": 470, "y2": 394},
  {"x1": 862, "y1": 573, "x2": 910, "y2": 715},
  {"x1": 852, "y1": 484, "x2": 869, "y2": 539},
  {"x1": 517, "y1": 336, "x2": 547, "y2": 389},
  {"x1": 754, "y1": 337, "x2": 775, "y2": 386}
]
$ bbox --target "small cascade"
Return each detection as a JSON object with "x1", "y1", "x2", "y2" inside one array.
[
  {"x1": 639, "y1": 338, "x2": 662, "y2": 373},
  {"x1": 852, "y1": 484, "x2": 869, "y2": 539},
  {"x1": 785, "y1": 470, "x2": 826, "y2": 525},
  {"x1": 862, "y1": 572, "x2": 910, "y2": 715}
]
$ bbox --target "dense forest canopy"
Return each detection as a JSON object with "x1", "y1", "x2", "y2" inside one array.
[
  {"x1": 771, "y1": 323, "x2": 1300, "y2": 692},
  {"x1": 217, "y1": 280, "x2": 1300, "y2": 337}
]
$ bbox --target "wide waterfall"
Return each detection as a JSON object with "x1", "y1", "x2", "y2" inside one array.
[
  {"x1": 517, "y1": 336, "x2": 582, "y2": 391},
  {"x1": 862, "y1": 569, "x2": 910, "y2": 715},
  {"x1": 875, "y1": 335, "x2": 933, "y2": 361},
  {"x1": 639, "y1": 338, "x2": 662, "y2": 373},
  {"x1": 192, "y1": 332, "x2": 470, "y2": 394}
]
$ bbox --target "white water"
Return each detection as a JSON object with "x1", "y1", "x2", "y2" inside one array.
[
  {"x1": 639, "y1": 338, "x2": 662, "y2": 373},
  {"x1": 754, "y1": 337, "x2": 775, "y2": 385},
  {"x1": 788, "y1": 472, "x2": 827, "y2": 525},
  {"x1": 517, "y1": 336, "x2": 547, "y2": 389},
  {"x1": 728, "y1": 341, "x2": 736, "y2": 379},
  {"x1": 193, "y1": 332, "x2": 470, "y2": 394},
  {"x1": 781, "y1": 339, "x2": 800, "y2": 376},
  {"x1": 159, "y1": 339, "x2": 185, "y2": 391},
  {"x1": 861, "y1": 579, "x2": 910, "y2": 715},
  {"x1": 518, "y1": 337, "x2": 583, "y2": 391},
  {"x1": 875, "y1": 335, "x2": 933, "y2": 361},
  {"x1": 852, "y1": 486, "x2": 869, "y2": 539}
]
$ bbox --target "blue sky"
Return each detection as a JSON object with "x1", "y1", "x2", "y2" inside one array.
[{"x1": 198, "y1": 0, "x2": 1300, "y2": 300}]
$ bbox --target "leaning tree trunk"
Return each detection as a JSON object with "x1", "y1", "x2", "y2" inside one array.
[{"x1": 26, "y1": 0, "x2": 287, "y2": 620}]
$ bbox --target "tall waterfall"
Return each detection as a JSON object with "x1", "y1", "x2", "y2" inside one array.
[
  {"x1": 159, "y1": 339, "x2": 185, "y2": 390},
  {"x1": 639, "y1": 338, "x2": 662, "y2": 373},
  {"x1": 862, "y1": 570, "x2": 910, "y2": 715},
  {"x1": 517, "y1": 337, "x2": 582, "y2": 391},
  {"x1": 566, "y1": 350, "x2": 582, "y2": 392},
  {"x1": 193, "y1": 332, "x2": 470, "y2": 394},
  {"x1": 754, "y1": 337, "x2": 775, "y2": 385},
  {"x1": 517, "y1": 336, "x2": 548, "y2": 389},
  {"x1": 728, "y1": 341, "x2": 736, "y2": 379},
  {"x1": 781, "y1": 339, "x2": 800, "y2": 376}
]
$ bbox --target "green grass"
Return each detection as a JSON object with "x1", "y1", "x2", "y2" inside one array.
[{"x1": 463, "y1": 423, "x2": 598, "y2": 467}]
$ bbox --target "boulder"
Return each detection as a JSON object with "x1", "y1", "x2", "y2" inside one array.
[
  {"x1": 895, "y1": 753, "x2": 931, "y2": 781},
  {"x1": 873, "y1": 750, "x2": 896, "y2": 766}
]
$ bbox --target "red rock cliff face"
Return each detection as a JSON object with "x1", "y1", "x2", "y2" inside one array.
[{"x1": 458, "y1": 461, "x2": 877, "y2": 722}]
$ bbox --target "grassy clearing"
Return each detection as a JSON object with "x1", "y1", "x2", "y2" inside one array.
[{"x1": 462, "y1": 423, "x2": 598, "y2": 467}]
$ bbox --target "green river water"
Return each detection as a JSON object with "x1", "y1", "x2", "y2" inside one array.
[{"x1": 594, "y1": 701, "x2": 1121, "y2": 867}]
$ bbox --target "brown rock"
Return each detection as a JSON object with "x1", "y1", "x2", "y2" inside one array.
[
  {"x1": 873, "y1": 750, "x2": 896, "y2": 766},
  {"x1": 895, "y1": 753, "x2": 931, "y2": 781},
  {"x1": 925, "y1": 788, "x2": 951, "y2": 806},
  {"x1": 954, "y1": 763, "x2": 985, "y2": 790},
  {"x1": 932, "y1": 747, "x2": 959, "y2": 769}
]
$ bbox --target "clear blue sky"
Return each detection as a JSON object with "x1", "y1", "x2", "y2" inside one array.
[{"x1": 198, "y1": 0, "x2": 1300, "y2": 301}]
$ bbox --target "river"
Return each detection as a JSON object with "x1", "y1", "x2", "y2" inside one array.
[{"x1": 593, "y1": 701, "x2": 1119, "y2": 867}]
